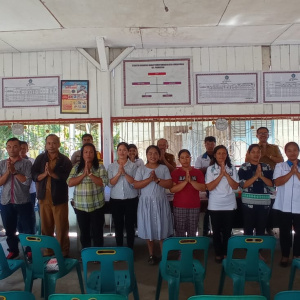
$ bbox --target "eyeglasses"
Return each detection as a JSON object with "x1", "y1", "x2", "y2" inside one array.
[{"x1": 257, "y1": 132, "x2": 269, "y2": 135}]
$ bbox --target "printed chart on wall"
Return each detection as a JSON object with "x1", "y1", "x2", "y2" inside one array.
[
  {"x1": 123, "y1": 59, "x2": 191, "y2": 106},
  {"x1": 61, "y1": 80, "x2": 89, "y2": 114},
  {"x1": 263, "y1": 72, "x2": 300, "y2": 102},
  {"x1": 2, "y1": 76, "x2": 59, "y2": 107},
  {"x1": 196, "y1": 73, "x2": 258, "y2": 104}
]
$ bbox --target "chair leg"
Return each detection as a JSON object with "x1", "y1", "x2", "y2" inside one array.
[
  {"x1": 289, "y1": 265, "x2": 296, "y2": 290},
  {"x1": 155, "y1": 271, "x2": 163, "y2": 300},
  {"x1": 232, "y1": 277, "x2": 245, "y2": 295},
  {"x1": 24, "y1": 270, "x2": 34, "y2": 293},
  {"x1": 260, "y1": 280, "x2": 270, "y2": 300},
  {"x1": 218, "y1": 267, "x2": 226, "y2": 295},
  {"x1": 76, "y1": 263, "x2": 85, "y2": 294},
  {"x1": 194, "y1": 278, "x2": 204, "y2": 295},
  {"x1": 133, "y1": 279, "x2": 140, "y2": 300},
  {"x1": 168, "y1": 278, "x2": 180, "y2": 300}
]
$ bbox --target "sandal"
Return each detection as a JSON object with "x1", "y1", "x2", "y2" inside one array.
[
  {"x1": 148, "y1": 255, "x2": 156, "y2": 265},
  {"x1": 280, "y1": 257, "x2": 289, "y2": 268}
]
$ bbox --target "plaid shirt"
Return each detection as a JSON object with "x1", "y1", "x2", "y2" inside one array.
[{"x1": 67, "y1": 164, "x2": 108, "y2": 212}]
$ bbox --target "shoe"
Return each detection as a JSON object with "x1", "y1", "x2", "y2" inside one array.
[
  {"x1": 266, "y1": 228, "x2": 274, "y2": 236},
  {"x1": 148, "y1": 255, "x2": 156, "y2": 265},
  {"x1": 6, "y1": 252, "x2": 19, "y2": 259},
  {"x1": 27, "y1": 252, "x2": 32, "y2": 259},
  {"x1": 215, "y1": 256, "x2": 223, "y2": 264},
  {"x1": 280, "y1": 257, "x2": 289, "y2": 268}
]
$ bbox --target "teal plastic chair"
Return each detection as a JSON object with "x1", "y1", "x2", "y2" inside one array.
[
  {"x1": 0, "y1": 291, "x2": 36, "y2": 300},
  {"x1": 288, "y1": 258, "x2": 300, "y2": 289},
  {"x1": 18, "y1": 234, "x2": 84, "y2": 300},
  {"x1": 218, "y1": 236, "x2": 276, "y2": 300},
  {"x1": 49, "y1": 294, "x2": 126, "y2": 300},
  {"x1": 188, "y1": 296, "x2": 266, "y2": 300},
  {"x1": 155, "y1": 236, "x2": 210, "y2": 300},
  {"x1": 81, "y1": 247, "x2": 139, "y2": 300},
  {"x1": 275, "y1": 290, "x2": 300, "y2": 299},
  {"x1": 0, "y1": 243, "x2": 25, "y2": 282}
]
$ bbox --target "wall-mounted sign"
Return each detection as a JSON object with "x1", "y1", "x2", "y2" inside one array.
[
  {"x1": 196, "y1": 73, "x2": 258, "y2": 104},
  {"x1": 2, "y1": 76, "x2": 59, "y2": 107},
  {"x1": 61, "y1": 80, "x2": 89, "y2": 114},
  {"x1": 263, "y1": 71, "x2": 300, "y2": 102},
  {"x1": 123, "y1": 58, "x2": 191, "y2": 106}
]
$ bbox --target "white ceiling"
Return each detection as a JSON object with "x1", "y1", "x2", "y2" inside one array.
[{"x1": 0, "y1": 0, "x2": 300, "y2": 53}]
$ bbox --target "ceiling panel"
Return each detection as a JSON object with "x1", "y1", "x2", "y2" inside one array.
[
  {"x1": 0, "y1": 0, "x2": 61, "y2": 31},
  {"x1": 221, "y1": 0, "x2": 300, "y2": 25},
  {"x1": 273, "y1": 24, "x2": 300, "y2": 45}
]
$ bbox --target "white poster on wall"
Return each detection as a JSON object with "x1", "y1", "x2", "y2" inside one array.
[
  {"x1": 123, "y1": 58, "x2": 191, "y2": 106},
  {"x1": 196, "y1": 73, "x2": 258, "y2": 104},
  {"x1": 263, "y1": 71, "x2": 300, "y2": 102},
  {"x1": 2, "y1": 76, "x2": 59, "y2": 107}
]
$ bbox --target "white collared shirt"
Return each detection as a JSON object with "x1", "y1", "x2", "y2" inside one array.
[
  {"x1": 273, "y1": 162, "x2": 300, "y2": 213},
  {"x1": 205, "y1": 163, "x2": 239, "y2": 210}
]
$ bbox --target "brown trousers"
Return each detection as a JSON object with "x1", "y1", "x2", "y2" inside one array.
[{"x1": 39, "y1": 198, "x2": 70, "y2": 257}]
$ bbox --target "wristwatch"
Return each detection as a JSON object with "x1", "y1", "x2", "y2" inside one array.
[{"x1": 156, "y1": 178, "x2": 161, "y2": 184}]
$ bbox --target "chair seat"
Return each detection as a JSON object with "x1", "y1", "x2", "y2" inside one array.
[
  {"x1": 224, "y1": 259, "x2": 272, "y2": 282},
  {"x1": 162, "y1": 260, "x2": 205, "y2": 282},
  {"x1": 86, "y1": 270, "x2": 133, "y2": 295}
]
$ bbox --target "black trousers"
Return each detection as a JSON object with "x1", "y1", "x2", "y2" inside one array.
[
  {"x1": 277, "y1": 210, "x2": 300, "y2": 257},
  {"x1": 110, "y1": 197, "x2": 138, "y2": 249},
  {"x1": 209, "y1": 210, "x2": 235, "y2": 257},
  {"x1": 242, "y1": 203, "x2": 270, "y2": 236},
  {"x1": 75, "y1": 206, "x2": 105, "y2": 249}
]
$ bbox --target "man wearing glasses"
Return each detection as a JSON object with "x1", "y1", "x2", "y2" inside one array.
[
  {"x1": 246, "y1": 126, "x2": 283, "y2": 236},
  {"x1": 255, "y1": 127, "x2": 283, "y2": 170}
]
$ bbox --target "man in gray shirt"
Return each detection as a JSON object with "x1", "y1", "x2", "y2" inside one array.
[{"x1": 0, "y1": 137, "x2": 34, "y2": 259}]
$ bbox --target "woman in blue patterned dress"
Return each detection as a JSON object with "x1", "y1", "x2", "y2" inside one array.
[
  {"x1": 134, "y1": 145, "x2": 173, "y2": 265},
  {"x1": 238, "y1": 144, "x2": 273, "y2": 236}
]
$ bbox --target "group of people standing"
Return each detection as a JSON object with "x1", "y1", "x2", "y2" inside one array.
[{"x1": 1, "y1": 128, "x2": 300, "y2": 269}]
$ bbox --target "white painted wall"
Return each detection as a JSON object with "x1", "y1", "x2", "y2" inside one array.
[{"x1": 0, "y1": 45, "x2": 300, "y2": 165}]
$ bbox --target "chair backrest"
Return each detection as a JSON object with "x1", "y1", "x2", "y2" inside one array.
[
  {"x1": 188, "y1": 295, "x2": 266, "y2": 300},
  {"x1": 18, "y1": 234, "x2": 66, "y2": 278},
  {"x1": 0, "y1": 243, "x2": 11, "y2": 279},
  {"x1": 274, "y1": 290, "x2": 300, "y2": 300},
  {"x1": 160, "y1": 237, "x2": 210, "y2": 278},
  {"x1": 0, "y1": 291, "x2": 36, "y2": 300},
  {"x1": 225, "y1": 235, "x2": 276, "y2": 278},
  {"x1": 81, "y1": 247, "x2": 135, "y2": 293},
  {"x1": 49, "y1": 294, "x2": 126, "y2": 300}
]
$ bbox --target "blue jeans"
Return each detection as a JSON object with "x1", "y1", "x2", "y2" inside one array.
[{"x1": 1, "y1": 202, "x2": 35, "y2": 253}]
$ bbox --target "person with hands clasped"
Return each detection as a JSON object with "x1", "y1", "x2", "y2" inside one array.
[
  {"x1": 0, "y1": 138, "x2": 34, "y2": 259},
  {"x1": 206, "y1": 145, "x2": 239, "y2": 263},
  {"x1": 273, "y1": 142, "x2": 300, "y2": 267},
  {"x1": 238, "y1": 144, "x2": 273, "y2": 236},
  {"x1": 67, "y1": 143, "x2": 108, "y2": 249},
  {"x1": 170, "y1": 149, "x2": 205, "y2": 237},
  {"x1": 107, "y1": 142, "x2": 138, "y2": 249},
  {"x1": 133, "y1": 145, "x2": 173, "y2": 265},
  {"x1": 32, "y1": 134, "x2": 72, "y2": 257}
]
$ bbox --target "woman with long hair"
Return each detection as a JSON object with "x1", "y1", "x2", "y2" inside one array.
[
  {"x1": 238, "y1": 144, "x2": 273, "y2": 236},
  {"x1": 133, "y1": 145, "x2": 173, "y2": 265},
  {"x1": 170, "y1": 149, "x2": 205, "y2": 237},
  {"x1": 107, "y1": 142, "x2": 138, "y2": 249},
  {"x1": 273, "y1": 142, "x2": 300, "y2": 267},
  {"x1": 206, "y1": 145, "x2": 239, "y2": 263},
  {"x1": 67, "y1": 143, "x2": 108, "y2": 249}
]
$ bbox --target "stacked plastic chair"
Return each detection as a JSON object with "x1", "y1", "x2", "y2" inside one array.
[
  {"x1": 0, "y1": 291, "x2": 36, "y2": 300},
  {"x1": 218, "y1": 236, "x2": 276, "y2": 300},
  {"x1": 49, "y1": 294, "x2": 126, "y2": 300},
  {"x1": 274, "y1": 290, "x2": 300, "y2": 300},
  {"x1": 81, "y1": 247, "x2": 139, "y2": 300},
  {"x1": 288, "y1": 258, "x2": 300, "y2": 289},
  {"x1": 19, "y1": 234, "x2": 84, "y2": 300},
  {"x1": 188, "y1": 296, "x2": 266, "y2": 300},
  {"x1": 155, "y1": 236, "x2": 210, "y2": 300},
  {"x1": 0, "y1": 243, "x2": 25, "y2": 282}
]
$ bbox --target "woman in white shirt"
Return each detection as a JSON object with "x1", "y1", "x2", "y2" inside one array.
[
  {"x1": 206, "y1": 145, "x2": 239, "y2": 263},
  {"x1": 273, "y1": 142, "x2": 300, "y2": 267}
]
